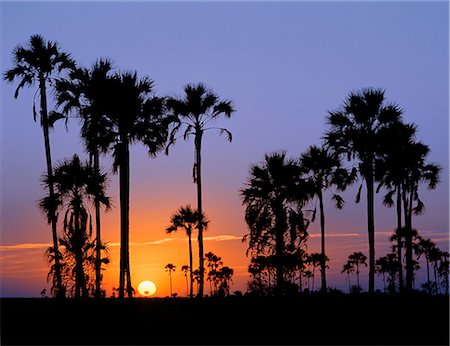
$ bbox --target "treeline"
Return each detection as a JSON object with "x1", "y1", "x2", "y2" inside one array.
[
  {"x1": 240, "y1": 88, "x2": 448, "y2": 296},
  {"x1": 4, "y1": 35, "x2": 233, "y2": 299},
  {"x1": 4, "y1": 35, "x2": 447, "y2": 299}
]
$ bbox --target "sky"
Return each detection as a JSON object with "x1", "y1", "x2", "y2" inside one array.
[{"x1": 0, "y1": 1, "x2": 448, "y2": 298}]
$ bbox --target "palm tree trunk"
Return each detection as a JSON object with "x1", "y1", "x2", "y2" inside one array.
[
  {"x1": 356, "y1": 265, "x2": 360, "y2": 294},
  {"x1": 119, "y1": 138, "x2": 132, "y2": 298},
  {"x1": 169, "y1": 272, "x2": 173, "y2": 297},
  {"x1": 366, "y1": 174, "x2": 375, "y2": 294},
  {"x1": 94, "y1": 150, "x2": 102, "y2": 298},
  {"x1": 188, "y1": 233, "x2": 193, "y2": 299},
  {"x1": 404, "y1": 189, "x2": 414, "y2": 291},
  {"x1": 318, "y1": 189, "x2": 326, "y2": 292},
  {"x1": 347, "y1": 272, "x2": 351, "y2": 293},
  {"x1": 39, "y1": 78, "x2": 64, "y2": 298},
  {"x1": 426, "y1": 258, "x2": 431, "y2": 294},
  {"x1": 275, "y1": 207, "x2": 286, "y2": 295},
  {"x1": 395, "y1": 185, "x2": 404, "y2": 293},
  {"x1": 195, "y1": 131, "x2": 204, "y2": 298}
]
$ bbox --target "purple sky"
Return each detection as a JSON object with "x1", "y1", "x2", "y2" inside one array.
[{"x1": 1, "y1": 1, "x2": 448, "y2": 297}]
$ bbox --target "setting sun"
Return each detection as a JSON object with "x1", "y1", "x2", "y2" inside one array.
[{"x1": 137, "y1": 281, "x2": 157, "y2": 297}]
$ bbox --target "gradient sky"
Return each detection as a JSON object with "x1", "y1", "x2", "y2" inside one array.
[{"x1": 1, "y1": 1, "x2": 448, "y2": 297}]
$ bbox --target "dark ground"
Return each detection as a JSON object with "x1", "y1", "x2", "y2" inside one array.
[{"x1": 1, "y1": 293, "x2": 448, "y2": 345}]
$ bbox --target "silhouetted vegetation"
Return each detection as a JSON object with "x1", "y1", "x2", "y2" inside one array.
[{"x1": 4, "y1": 34, "x2": 446, "y2": 300}]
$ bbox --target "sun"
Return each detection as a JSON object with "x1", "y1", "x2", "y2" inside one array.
[{"x1": 137, "y1": 280, "x2": 157, "y2": 297}]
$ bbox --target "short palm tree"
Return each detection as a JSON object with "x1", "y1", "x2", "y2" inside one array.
[
  {"x1": 166, "y1": 83, "x2": 234, "y2": 297},
  {"x1": 166, "y1": 205, "x2": 209, "y2": 298},
  {"x1": 40, "y1": 154, "x2": 111, "y2": 298},
  {"x1": 3, "y1": 34, "x2": 75, "y2": 297},
  {"x1": 54, "y1": 58, "x2": 115, "y2": 298},
  {"x1": 240, "y1": 151, "x2": 314, "y2": 295},
  {"x1": 165, "y1": 263, "x2": 176, "y2": 297},
  {"x1": 325, "y1": 88, "x2": 404, "y2": 293},
  {"x1": 341, "y1": 262, "x2": 354, "y2": 293},
  {"x1": 181, "y1": 265, "x2": 190, "y2": 297},
  {"x1": 104, "y1": 72, "x2": 169, "y2": 298},
  {"x1": 300, "y1": 145, "x2": 355, "y2": 291},
  {"x1": 347, "y1": 251, "x2": 368, "y2": 293}
]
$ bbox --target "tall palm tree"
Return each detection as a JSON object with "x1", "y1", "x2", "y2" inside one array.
[
  {"x1": 240, "y1": 151, "x2": 314, "y2": 295},
  {"x1": 166, "y1": 83, "x2": 234, "y2": 297},
  {"x1": 165, "y1": 263, "x2": 176, "y2": 297},
  {"x1": 416, "y1": 237, "x2": 436, "y2": 294},
  {"x1": 166, "y1": 205, "x2": 209, "y2": 298},
  {"x1": 3, "y1": 34, "x2": 75, "y2": 297},
  {"x1": 325, "y1": 88, "x2": 403, "y2": 293},
  {"x1": 54, "y1": 58, "x2": 115, "y2": 298},
  {"x1": 347, "y1": 251, "x2": 368, "y2": 293},
  {"x1": 376, "y1": 121, "x2": 418, "y2": 292},
  {"x1": 300, "y1": 145, "x2": 356, "y2": 291},
  {"x1": 105, "y1": 72, "x2": 169, "y2": 298},
  {"x1": 401, "y1": 144, "x2": 440, "y2": 291},
  {"x1": 40, "y1": 154, "x2": 111, "y2": 298}
]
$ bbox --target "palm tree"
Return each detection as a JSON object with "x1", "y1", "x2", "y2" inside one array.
[
  {"x1": 166, "y1": 205, "x2": 209, "y2": 298},
  {"x1": 205, "y1": 251, "x2": 223, "y2": 295},
  {"x1": 376, "y1": 121, "x2": 418, "y2": 292},
  {"x1": 54, "y1": 58, "x2": 115, "y2": 298},
  {"x1": 300, "y1": 145, "x2": 355, "y2": 291},
  {"x1": 165, "y1": 263, "x2": 176, "y2": 297},
  {"x1": 104, "y1": 72, "x2": 169, "y2": 298},
  {"x1": 40, "y1": 154, "x2": 111, "y2": 298},
  {"x1": 325, "y1": 88, "x2": 404, "y2": 293},
  {"x1": 240, "y1": 151, "x2": 313, "y2": 295},
  {"x1": 341, "y1": 262, "x2": 354, "y2": 293},
  {"x1": 181, "y1": 265, "x2": 190, "y2": 297},
  {"x1": 3, "y1": 34, "x2": 75, "y2": 297},
  {"x1": 401, "y1": 145, "x2": 440, "y2": 291},
  {"x1": 166, "y1": 83, "x2": 234, "y2": 297},
  {"x1": 375, "y1": 256, "x2": 389, "y2": 293},
  {"x1": 307, "y1": 253, "x2": 324, "y2": 292},
  {"x1": 347, "y1": 251, "x2": 368, "y2": 293}
]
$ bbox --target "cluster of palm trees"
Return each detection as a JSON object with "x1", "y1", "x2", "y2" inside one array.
[
  {"x1": 165, "y1": 251, "x2": 234, "y2": 298},
  {"x1": 4, "y1": 34, "x2": 234, "y2": 299},
  {"x1": 241, "y1": 88, "x2": 443, "y2": 296},
  {"x1": 4, "y1": 34, "x2": 445, "y2": 299}
]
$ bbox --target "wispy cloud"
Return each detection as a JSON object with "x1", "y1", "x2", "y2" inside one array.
[
  {"x1": 0, "y1": 243, "x2": 51, "y2": 250},
  {"x1": 309, "y1": 233, "x2": 360, "y2": 238}
]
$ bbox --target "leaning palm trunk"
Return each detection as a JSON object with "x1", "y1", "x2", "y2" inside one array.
[
  {"x1": 318, "y1": 189, "x2": 327, "y2": 292},
  {"x1": 366, "y1": 172, "x2": 375, "y2": 294},
  {"x1": 119, "y1": 138, "x2": 133, "y2": 298},
  {"x1": 40, "y1": 78, "x2": 64, "y2": 298},
  {"x1": 195, "y1": 131, "x2": 205, "y2": 297}
]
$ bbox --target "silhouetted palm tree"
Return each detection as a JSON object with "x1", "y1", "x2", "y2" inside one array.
[
  {"x1": 325, "y1": 88, "x2": 403, "y2": 293},
  {"x1": 166, "y1": 205, "x2": 209, "y2": 298},
  {"x1": 205, "y1": 251, "x2": 223, "y2": 295},
  {"x1": 401, "y1": 144, "x2": 440, "y2": 291},
  {"x1": 347, "y1": 251, "x2": 368, "y2": 293},
  {"x1": 240, "y1": 151, "x2": 313, "y2": 295},
  {"x1": 181, "y1": 265, "x2": 189, "y2": 297},
  {"x1": 376, "y1": 121, "x2": 418, "y2": 292},
  {"x1": 165, "y1": 263, "x2": 176, "y2": 297},
  {"x1": 438, "y1": 251, "x2": 449, "y2": 295},
  {"x1": 54, "y1": 58, "x2": 115, "y2": 298},
  {"x1": 166, "y1": 83, "x2": 234, "y2": 297},
  {"x1": 40, "y1": 154, "x2": 110, "y2": 298},
  {"x1": 105, "y1": 72, "x2": 169, "y2": 298},
  {"x1": 300, "y1": 145, "x2": 355, "y2": 291},
  {"x1": 341, "y1": 262, "x2": 354, "y2": 293},
  {"x1": 3, "y1": 34, "x2": 75, "y2": 297}
]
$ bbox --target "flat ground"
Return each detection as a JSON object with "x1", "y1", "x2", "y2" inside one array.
[{"x1": 1, "y1": 294, "x2": 448, "y2": 345}]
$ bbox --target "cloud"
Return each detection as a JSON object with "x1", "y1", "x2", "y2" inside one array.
[{"x1": 0, "y1": 243, "x2": 51, "y2": 250}]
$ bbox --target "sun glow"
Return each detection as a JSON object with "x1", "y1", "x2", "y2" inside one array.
[{"x1": 137, "y1": 280, "x2": 157, "y2": 297}]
